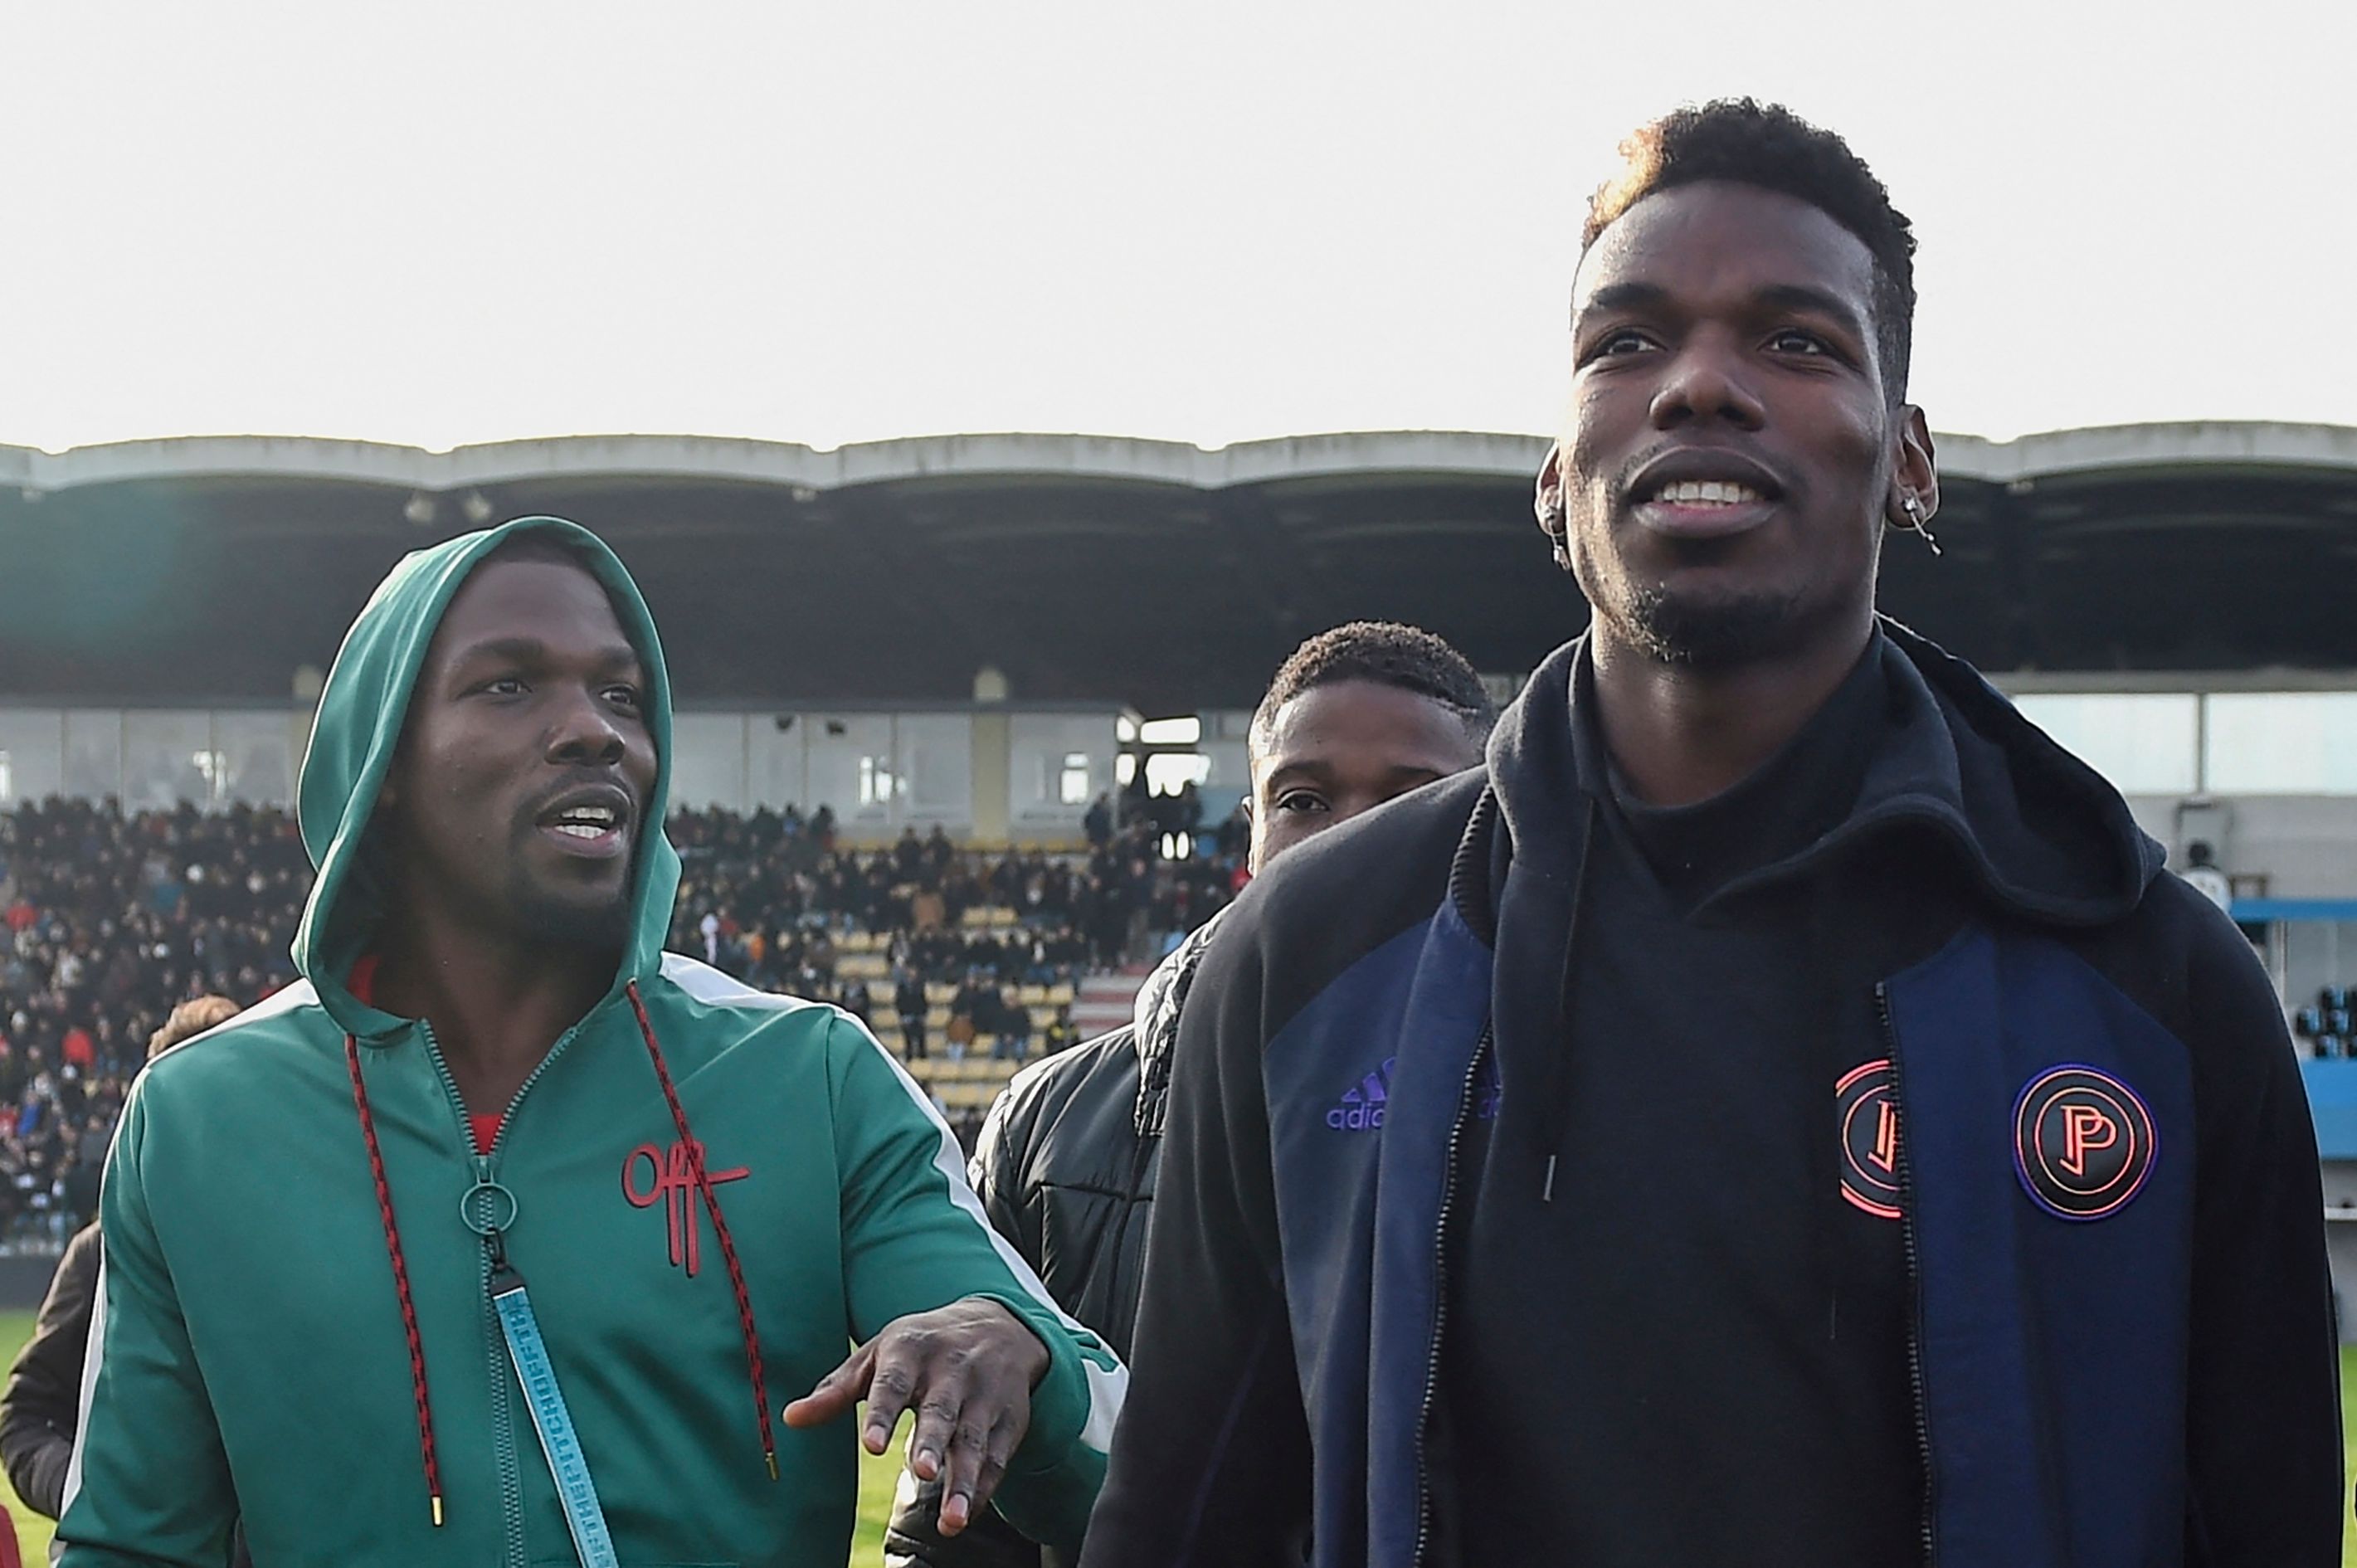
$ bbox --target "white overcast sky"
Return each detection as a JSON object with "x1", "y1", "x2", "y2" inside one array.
[{"x1": 2, "y1": 0, "x2": 2350, "y2": 455}]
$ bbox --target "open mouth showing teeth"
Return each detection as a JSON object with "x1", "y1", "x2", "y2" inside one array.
[
  {"x1": 547, "y1": 805, "x2": 621, "y2": 839},
  {"x1": 1649, "y1": 479, "x2": 1766, "y2": 506}
]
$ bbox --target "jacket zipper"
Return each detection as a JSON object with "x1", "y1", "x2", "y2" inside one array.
[
  {"x1": 1410, "y1": 1020, "x2": 1490, "y2": 1568},
  {"x1": 416, "y1": 1013, "x2": 589, "y2": 1568},
  {"x1": 1875, "y1": 984, "x2": 1936, "y2": 1567}
]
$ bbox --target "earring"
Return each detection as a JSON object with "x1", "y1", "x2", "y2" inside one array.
[
  {"x1": 1551, "y1": 540, "x2": 1571, "y2": 572},
  {"x1": 1897, "y1": 494, "x2": 1941, "y2": 557}
]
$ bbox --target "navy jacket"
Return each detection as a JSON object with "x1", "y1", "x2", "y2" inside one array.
[{"x1": 1084, "y1": 624, "x2": 2340, "y2": 1568}]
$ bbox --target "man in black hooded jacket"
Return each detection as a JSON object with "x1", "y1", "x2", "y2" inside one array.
[
  {"x1": 886, "y1": 622, "x2": 1494, "y2": 1568},
  {"x1": 1081, "y1": 100, "x2": 2340, "y2": 1568}
]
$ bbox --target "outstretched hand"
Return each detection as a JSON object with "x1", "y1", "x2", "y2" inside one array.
[{"x1": 784, "y1": 1296, "x2": 1051, "y2": 1535}]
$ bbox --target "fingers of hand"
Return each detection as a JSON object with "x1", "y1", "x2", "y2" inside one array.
[
  {"x1": 937, "y1": 1405, "x2": 1019, "y2": 1536},
  {"x1": 900, "y1": 1337, "x2": 971, "y2": 1479},
  {"x1": 863, "y1": 1351, "x2": 923, "y2": 1455},
  {"x1": 907, "y1": 1390, "x2": 964, "y2": 1485},
  {"x1": 782, "y1": 1341, "x2": 875, "y2": 1429}
]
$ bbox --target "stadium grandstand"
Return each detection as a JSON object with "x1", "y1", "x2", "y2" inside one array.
[{"x1": 7, "y1": 419, "x2": 2357, "y2": 1316}]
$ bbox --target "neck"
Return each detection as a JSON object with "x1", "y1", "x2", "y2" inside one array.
[
  {"x1": 372, "y1": 895, "x2": 617, "y2": 1116},
  {"x1": 1590, "y1": 613, "x2": 1873, "y2": 808}
]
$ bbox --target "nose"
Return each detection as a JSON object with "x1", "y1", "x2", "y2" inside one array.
[
  {"x1": 547, "y1": 685, "x2": 628, "y2": 768},
  {"x1": 1647, "y1": 334, "x2": 1766, "y2": 431}
]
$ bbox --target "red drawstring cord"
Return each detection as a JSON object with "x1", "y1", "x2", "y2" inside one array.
[
  {"x1": 348, "y1": 981, "x2": 780, "y2": 1533},
  {"x1": 626, "y1": 980, "x2": 779, "y2": 1478},
  {"x1": 345, "y1": 1035, "x2": 446, "y2": 1527}
]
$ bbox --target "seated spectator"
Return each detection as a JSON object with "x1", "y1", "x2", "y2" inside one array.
[
  {"x1": 895, "y1": 967, "x2": 930, "y2": 1061},
  {"x1": 994, "y1": 988, "x2": 1032, "y2": 1064}
]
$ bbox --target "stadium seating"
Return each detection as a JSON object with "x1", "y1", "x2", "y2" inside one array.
[{"x1": 0, "y1": 798, "x2": 1238, "y2": 1240}]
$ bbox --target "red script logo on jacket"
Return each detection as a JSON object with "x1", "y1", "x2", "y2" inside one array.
[{"x1": 622, "y1": 1138, "x2": 750, "y2": 1276}]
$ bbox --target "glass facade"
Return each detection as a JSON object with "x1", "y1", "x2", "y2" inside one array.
[
  {"x1": 2204, "y1": 694, "x2": 2357, "y2": 796},
  {"x1": 0, "y1": 709, "x2": 300, "y2": 809},
  {"x1": 0, "y1": 710, "x2": 66, "y2": 806},
  {"x1": 2010, "y1": 693, "x2": 2200, "y2": 796},
  {"x1": 16, "y1": 690, "x2": 2357, "y2": 814}
]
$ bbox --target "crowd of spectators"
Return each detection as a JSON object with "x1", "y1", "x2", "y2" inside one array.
[
  {"x1": 0, "y1": 792, "x2": 1244, "y2": 1241},
  {"x1": 0, "y1": 800, "x2": 310, "y2": 1250},
  {"x1": 666, "y1": 800, "x2": 1241, "y2": 991}
]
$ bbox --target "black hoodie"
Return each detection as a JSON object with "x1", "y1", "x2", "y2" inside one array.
[{"x1": 1083, "y1": 621, "x2": 2340, "y2": 1568}]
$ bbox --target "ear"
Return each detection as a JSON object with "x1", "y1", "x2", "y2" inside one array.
[
  {"x1": 1885, "y1": 407, "x2": 1940, "y2": 527},
  {"x1": 1533, "y1": 442, "x2": 1569, "y2": 544}
]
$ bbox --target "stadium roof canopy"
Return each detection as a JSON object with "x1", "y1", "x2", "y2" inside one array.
[{"x1": 3, "y1": 421, "x2": 2355, "y2": 715}]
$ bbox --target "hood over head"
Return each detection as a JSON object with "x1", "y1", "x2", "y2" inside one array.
[{"x1": 290, "y1": 517, "x2": 682, "y2": 1040}]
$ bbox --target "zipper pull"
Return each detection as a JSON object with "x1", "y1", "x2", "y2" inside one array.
[{"x1": 460, "y1": 1156, "x2": 519, "y2": 1273}]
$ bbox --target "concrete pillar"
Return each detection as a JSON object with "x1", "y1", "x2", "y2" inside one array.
[{"x1": 972, "y1": 711, "x2": 1011, "y2": 847}]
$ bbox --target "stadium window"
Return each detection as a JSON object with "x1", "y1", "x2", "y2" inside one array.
[
  {"x1": 1144, "y1": 752, "x2": 1211, "y2": 796},
  {"x1": 2204, "y1": 693, "x2": 2357, "y2": 794},
  {"x1": 1138, "y1": 716, "x2": 1200, "y2": 747},
  {"x1": 1115, "y1": 717, "x2": 1139, "y2": 743},
  {"x1": 192, "y1": 750, "x2": 229, "y2": 800},
  {"x1": 857, "y1": 756, "x2": 897, "y2": 806},
  {"x1": 1116, "y1": 754, "x2": 1137, "y2": 786},
  {"x1": 2008, "y1": 694, "x2": 2198, "y2": 795},
  {"x1": 1059, "y1": 752, "x2": 1091, "y2": 806},
  {"x1": 0, "y1": 752, "x2": 11, "y2": 805}
]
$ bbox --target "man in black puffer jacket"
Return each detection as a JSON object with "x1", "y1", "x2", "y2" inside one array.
[{"x1": 885, "y1": 622, "x2": 1494, "y2": 1568}]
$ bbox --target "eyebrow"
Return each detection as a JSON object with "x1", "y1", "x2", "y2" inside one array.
[
  {"x1": 450, "y1": 636, "x2": 641, "y2": 670},
  {"x1": 1574, "y1": 280, "x2": 1868, "y2": 338},
  {"x1": 1575, "y1": 280, "x2": 1671, "y2": 321},
  {"x1": 1260, "y1": 758, "x2": 1453, "y2": 789},
  {"x1": 1751, "y1": 283, "x2": 1869, "y2": 337}
]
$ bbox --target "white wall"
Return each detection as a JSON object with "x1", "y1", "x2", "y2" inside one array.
[
  {"x1": 1008, "y1": 713, "x2": 1115, "y2": 836},
  {"x1": 0, "y1": 703, "x2": 1116, "y2": 845},
  {"x1": 2124, "y1": 793, "x2": 2357, "y2": 900},
  {"x1": 0, "y1": 708, "x2": 303, "y2": 810},
  {"x1": 660, "y1": 709, "x2": 1114, "y2": 842}
]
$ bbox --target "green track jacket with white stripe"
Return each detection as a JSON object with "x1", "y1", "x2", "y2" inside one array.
[{"x1": 57, "y1": 517, "x2": 1125, "y2": 1568}]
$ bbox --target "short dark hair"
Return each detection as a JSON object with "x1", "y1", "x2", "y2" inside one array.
[
  {"x1": 1584, "y1": 99, "x2": 1917, "y2": 403},
  {"x1": 1251, "y1": 621, "x2": 1496, "y2": 752}
]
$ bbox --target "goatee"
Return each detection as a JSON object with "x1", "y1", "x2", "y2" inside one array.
[{"x1": 1617, "y1": 586, "x2": 1811, "y2": 670}]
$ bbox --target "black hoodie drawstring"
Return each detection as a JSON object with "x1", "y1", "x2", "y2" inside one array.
[
  {"x1": 1539, "y1": 794, "x2": 1600, "y2": 1202},
  {"x1": 350, "y1": 982, "x2": 781, "y2": 1530}
]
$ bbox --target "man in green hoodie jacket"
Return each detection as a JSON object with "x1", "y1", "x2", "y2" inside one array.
[{"x1": 58, "y1": 518, "x2": 1124, "y2": 1568}]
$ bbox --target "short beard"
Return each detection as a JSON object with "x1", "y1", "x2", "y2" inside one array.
[
  {"x1": 506, "y1": 864, "x2": 633, "y2": 952},
  {"x1": 1614, "y1": 585, "x2": 1811, "y2": 671}
]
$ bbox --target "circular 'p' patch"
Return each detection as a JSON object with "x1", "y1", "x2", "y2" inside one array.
[
  {"x1": 2012, "y1": 1065, "x2": 2156, "y2": 1221},
  {"x1": 1837, "y1": 1059, "x2": 1903, "y2": 1220}
]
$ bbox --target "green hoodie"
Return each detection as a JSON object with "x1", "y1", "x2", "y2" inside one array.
[{"x1": 57, "y1": 518, "x2": 1124, "y2": 1568}]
